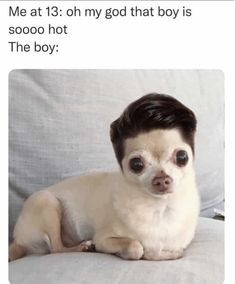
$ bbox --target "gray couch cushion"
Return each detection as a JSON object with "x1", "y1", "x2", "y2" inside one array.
[
  {"x1": 9, "y1": 70, "x2": 224, "y2": 241},
  {"x1": 9, "y1": 217, "x2": 224, "y2": 284}
]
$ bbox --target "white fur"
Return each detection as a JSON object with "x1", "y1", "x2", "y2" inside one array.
[{"x1": 12, "y1": 129, "x2": 200, "y2": 260}]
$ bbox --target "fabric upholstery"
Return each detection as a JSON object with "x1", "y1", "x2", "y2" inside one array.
[{"x1": 9, "y1": 217, "x2": 224, "y2": 284}]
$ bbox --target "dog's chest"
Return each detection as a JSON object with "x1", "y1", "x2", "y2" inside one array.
[{"x1": 114, "y1": 197, "x2": 175, "y2": 242}]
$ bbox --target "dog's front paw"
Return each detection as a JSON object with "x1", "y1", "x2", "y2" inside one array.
[
  {"x1": 117, "y1": 240, "x2": 144, "y2": 260},
  {"x1": 78, "y1": 240, "x2": 96, "y2": 252},
  {"x1": 143, "y1": 248, "x2": 184, "y2": 261}
]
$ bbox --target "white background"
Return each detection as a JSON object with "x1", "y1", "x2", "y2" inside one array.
[{"x1": 0, "y1": 1, "x2": 234, "y2": 283}]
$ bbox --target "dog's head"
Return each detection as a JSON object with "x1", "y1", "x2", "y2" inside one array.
[{"x1": 110, "y1": 93, "x2": 197, "y2": 196}]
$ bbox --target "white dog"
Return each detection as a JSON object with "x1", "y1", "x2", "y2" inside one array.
[{"x1": 9, "y1": 93, "x2": 200, "y2": 261}]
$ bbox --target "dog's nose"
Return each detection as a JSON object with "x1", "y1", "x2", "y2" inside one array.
[{"x1": 152, "y1": 175, "x2": 173, "y2": 192}]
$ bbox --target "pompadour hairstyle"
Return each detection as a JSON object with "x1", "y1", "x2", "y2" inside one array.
[{"x1": 110, "y1": 93, "x2": 197, "y2": 168}]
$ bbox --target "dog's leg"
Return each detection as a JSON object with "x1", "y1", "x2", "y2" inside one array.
[
  {"x1": 9, "y1": 190, "x2": 93, "y2": 261},
  {"x1": 9, "y1": 242, "x2": 27, "y2": 261},
  {"x1": 43, "y1": 205, "x2": 92, "y2": 254},
  {"x1": 95, "y1": 237, "x2": 144, "y2": 260},
  {"x1": 143, "y1": 247, "x2": 184, "y2": 261}
]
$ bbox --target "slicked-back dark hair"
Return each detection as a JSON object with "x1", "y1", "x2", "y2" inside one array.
[{"x1": 110, "y1": 93, "x2": 197, "y2": 168}]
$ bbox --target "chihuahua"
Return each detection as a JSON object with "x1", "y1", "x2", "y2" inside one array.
[{"x1": 9, "y1": 93, "x2": 200, "y2": 261}]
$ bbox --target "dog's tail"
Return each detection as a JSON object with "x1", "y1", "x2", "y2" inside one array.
[{"x1": 9, "y1": 242, "x2": 26, "y2": 261}]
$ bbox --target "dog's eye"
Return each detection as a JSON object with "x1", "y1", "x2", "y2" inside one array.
[
  {"x1": 176, "y1": 150, "x2": 188, "y2": 167},
  {"x1": 129, "y1": 157, "x2": 145, "y2": 173}
]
